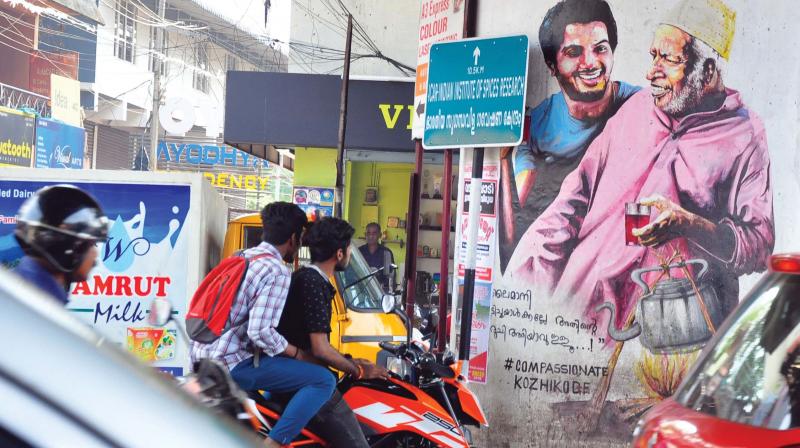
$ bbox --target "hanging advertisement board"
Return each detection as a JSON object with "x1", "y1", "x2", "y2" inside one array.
[
  {"x1": 0, "y1": 180, "x2": 192, "y2": 375},
  {"x1": 452, "y1": 149, "x2": 500, "y2": 384},
  {"x1": 411, "y1": 0, "x2": 466, "y2": 139},
  {"x1": 0, "y1": 108, "x2": 35, "y2": 168},
  {"x1": 35, "y1": 118, "x2": 86, "y2": 169},
  {"x1": 293, "y1": 186, "x2": 335, "y2": 221}
]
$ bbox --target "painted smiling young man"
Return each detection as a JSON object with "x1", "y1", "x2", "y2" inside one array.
[{"x1": 511, "y1": 0, "x2": 639, "y2": 216}]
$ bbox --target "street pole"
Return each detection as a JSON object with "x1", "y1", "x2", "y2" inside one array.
[
  {"x1": 404, "y1": 143, "x2": 424, "y2": 332},
  {"x1": 149, "y1": 0, "x2": 165, "y2": 171},
  {"x1": 459, "y1": 148, "x2": 483, "y2": 377},
  {"x1": 334, "y1": 15, "x2": 353, "y2": 218},
  {"x1": 457, "y1": 0, "x2": 479, "y2": 377},
  {"x1": 436, "y1": 148, "x2": 452, "y2": 354},
  {"x1": 256, "y1": 161, "x2": 262, "y2": 210},
  {"x1": 275, "y1": 152, "x2": 283, "y2": 202}
]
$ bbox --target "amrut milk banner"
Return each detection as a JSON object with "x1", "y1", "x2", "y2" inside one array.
[{"x1": 0, "y1": 180, "x2": 191, "y2": 375}]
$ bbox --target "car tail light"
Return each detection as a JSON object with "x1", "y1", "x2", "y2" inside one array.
[{"x1": 770, "y1": 254, "x2": 800, "y2": 274}]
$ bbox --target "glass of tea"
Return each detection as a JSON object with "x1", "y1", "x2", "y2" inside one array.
[{"x1": 625, "y1": 202, "x2": 651, "y2": 246}]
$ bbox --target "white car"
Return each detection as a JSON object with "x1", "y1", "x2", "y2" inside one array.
[{"x1": 0, "y1": 268, "x2": 262, "y2": 448}]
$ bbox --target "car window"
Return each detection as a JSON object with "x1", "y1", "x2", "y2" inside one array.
[
  {"x1": 243, "y1": 225, "x2": 263, "y2": 250},
  {"x1": 335, "y1": 243, "x2": 384, "y2": 311},
  {"x1": 677, "y1": 273, "x2": 800, "y2": 430},
  {"x1": 0, "y1": 374, "x2": 112, "y2": 448},
  {"x1": 0, "y1": 425, "x2": 34, "y2": 448}
]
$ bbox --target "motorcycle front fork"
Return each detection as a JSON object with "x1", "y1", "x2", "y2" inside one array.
[{"x1": 426, "y1": 379, "x2": 473, "y2": 446}]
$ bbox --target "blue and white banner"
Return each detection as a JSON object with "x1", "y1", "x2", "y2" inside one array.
[
  {"x1": 0, "y1": 180, "x2": 191, "y2": 375},
  {"x1": 35, "y1": 118, "x2": 85, "y2": 169}
]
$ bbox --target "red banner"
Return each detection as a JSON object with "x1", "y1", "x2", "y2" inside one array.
[{"x1": 28, "y1": 51, "x2": 78, "y2": 97}]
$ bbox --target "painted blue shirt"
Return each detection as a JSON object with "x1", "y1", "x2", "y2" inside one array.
[
  {"x1": 13, "y1": 256, "x2": 69, "y2": 305},
  {"x1": 514, "y1": 81, "x2": 640, "y2": 175}
]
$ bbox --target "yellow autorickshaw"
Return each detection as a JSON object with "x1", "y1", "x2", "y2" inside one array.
[{"x1": 222, "y1": 214, "x2": 408, "y2": 365}]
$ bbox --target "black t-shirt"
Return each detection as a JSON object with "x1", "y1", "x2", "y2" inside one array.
[{"x1": 277, "y1": 266, "x2": 336, "y2": 351}]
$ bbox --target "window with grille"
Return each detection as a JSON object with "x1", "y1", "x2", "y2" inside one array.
[
  {"x1": 193, "y1": 42, "x2": 209, "y2": 94},
  {"x1": 114, "y1": 0, "x2": 136, "y2": 63}
]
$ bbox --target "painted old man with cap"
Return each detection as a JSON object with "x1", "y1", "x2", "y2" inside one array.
[{"x1": 508, "y1": 0, "x2": 774, "y2": 328}]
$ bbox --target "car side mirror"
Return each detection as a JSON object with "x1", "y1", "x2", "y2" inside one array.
[
  {"x1": 382, "y1": 294, "x2": 396, "y2": 314},
  {"x1": 383, "y1": 251, "x2": 397, "y2": 291},
  {"x1": 383, "y1": 251, "x2": 391, "y2": 274},
  {"x1": 148, "y1": 297, "x2": 173, "y2": 327}
]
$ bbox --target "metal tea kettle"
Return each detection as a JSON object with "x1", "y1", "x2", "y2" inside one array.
[{"x1": 596, "y1": 258, "x2": 724, "y2": 354}]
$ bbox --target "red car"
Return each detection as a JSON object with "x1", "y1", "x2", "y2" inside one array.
[{"x1": 632, "y1": 254, "x2": 800, "y2": 447}]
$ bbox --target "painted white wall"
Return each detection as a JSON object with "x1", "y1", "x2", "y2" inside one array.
[
  {"x1": 289, "y1": 0, "x2": 417, "y2": 76},
  {"x1": 93, "y1": 0, "x2": 154, "y2": 116},
  {"x1": 91, "y1": 0, "x2": 266, "y2": 135}
]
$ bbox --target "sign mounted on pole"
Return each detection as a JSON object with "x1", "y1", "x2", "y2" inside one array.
[
  {"x1": 422, "y1": 35, "x2": 529, "y2": 149},
  {"x1": 411, "y1": 0, "x2": 466, "y2": 140}
]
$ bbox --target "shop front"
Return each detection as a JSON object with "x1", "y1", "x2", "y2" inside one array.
[{"x1": 223, "y1": 71, "x2": 458, "y2": 294}]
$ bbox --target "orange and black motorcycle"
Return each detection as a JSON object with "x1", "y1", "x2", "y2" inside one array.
[{"x1": 248, "y1": 341, "x2": 488, "y2": 447}]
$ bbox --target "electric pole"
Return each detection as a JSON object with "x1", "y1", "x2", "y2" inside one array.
[
  {"x1": 334, "y1": 14, "x2": 353, "y2": 218},
  {"x1": 149, "y1": 0, "x2": 166, "y2": 171}
]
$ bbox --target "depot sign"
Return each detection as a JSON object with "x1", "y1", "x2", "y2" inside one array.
[
  {"x1": 158, "y1": 141, "x2": 272, "y2": 191},
  {"x1": 157, "y1": 141, "x2": 268, "y2": 168},
  {"x1": 202, "y1": 172, "x2": 270, "y2": 191}
]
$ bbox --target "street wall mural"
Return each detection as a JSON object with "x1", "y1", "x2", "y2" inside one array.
[{"x1": 462, "y1": 0, "x2": 800, "y2": 445}]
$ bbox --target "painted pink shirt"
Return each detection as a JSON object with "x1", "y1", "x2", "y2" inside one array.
[{"x1": 507, "y1": 88, "x2": 774, "y2": 330}]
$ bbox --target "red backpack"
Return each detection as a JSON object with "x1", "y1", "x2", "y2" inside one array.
[{"x1": 186, "y1": 252, "x2": 271, "y2": 343}]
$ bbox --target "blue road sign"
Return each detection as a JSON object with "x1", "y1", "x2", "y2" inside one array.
[{"x1": 422, "y1": 35, "x2": 529, "y2": 149}]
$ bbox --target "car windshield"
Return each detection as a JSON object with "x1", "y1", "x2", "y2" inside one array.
[
  {"x1": 335, "y1": 243, "x2": 385, "y2": 311},
  {"x1": 676, "y1": 272, "x2": 800, "y2": 429}
]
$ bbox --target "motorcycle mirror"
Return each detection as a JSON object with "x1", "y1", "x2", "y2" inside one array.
[
  {"x1": 381, "y1": 294, "x2": 396, "y2": 314},
  {"x1": 383, "y1": 252, "x2": 393, "y2": 276},
  {"x1": 148, "y1": 297, "x2": 173, "y2": 327}
]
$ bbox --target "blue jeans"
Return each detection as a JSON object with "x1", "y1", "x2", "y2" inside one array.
[{"x1": 231, "y1": 355, "x2": 335, "y2": 445}]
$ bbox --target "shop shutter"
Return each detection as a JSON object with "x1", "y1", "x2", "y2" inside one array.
[{"x1": 95, "y1": 125, "x2": 132, "y2": 170}]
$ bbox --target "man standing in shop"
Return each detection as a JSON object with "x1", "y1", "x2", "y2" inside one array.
[{"x1": 359, "y1": 222, "x2": 395, "y2": 291}]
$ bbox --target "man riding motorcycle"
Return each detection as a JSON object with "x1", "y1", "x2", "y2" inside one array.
[
  {"x1": 13, "y1": 185, "x2": 109, "y2": 305},
  {"x1": 191, "y1": 202, "x2": 336, "y2": 448},
  {"x1": 277, "y1": 217, "x2": 390, "y2": 447}
]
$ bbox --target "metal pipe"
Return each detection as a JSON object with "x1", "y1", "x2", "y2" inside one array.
[
  {"x1": 437, "y1": 149, "x2": 453, "y2": 353},
  {"x1": 458, "y1": 148, "x2": 483, "y2": 377},
  {"x1": 456, "y1": 0, "x2": 479, "y2": 378},
  {"x1": 405, "y1": 139, "x2": 425, "y2": 333}
]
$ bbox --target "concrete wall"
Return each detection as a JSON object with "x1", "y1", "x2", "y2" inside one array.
[
  {"x1": 465, "y1": 1, "x2": 800, "y2": 446},
  {"x1": 289, "y1": 0, "x2": 417, "y2": 77}
]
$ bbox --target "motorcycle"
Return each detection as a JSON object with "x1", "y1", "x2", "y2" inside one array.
[
  {"x1": 249, "y1": 341, "x2": 487, "y2": 447},
  {"x1": 149, "y1": 290, "x2": 487, "y2": 447},
  {"x1": 148, "y1": 298, "x2": 262, "y2": 432}
]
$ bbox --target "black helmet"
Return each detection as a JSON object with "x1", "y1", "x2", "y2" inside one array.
[{"x1": 15, "y1": 185, "x2": 110, "y2": 273}]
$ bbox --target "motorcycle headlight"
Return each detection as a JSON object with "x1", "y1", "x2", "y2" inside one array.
[{"x1": 386, "y1": 355, "x2": 412, "y2": 378}]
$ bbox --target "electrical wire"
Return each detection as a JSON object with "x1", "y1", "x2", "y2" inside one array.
[{"x1": 98, "y1": 0, "x2": 206, "y2": 30}]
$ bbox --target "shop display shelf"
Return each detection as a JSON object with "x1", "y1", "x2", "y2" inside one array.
[{"x1": 419, "y1": 225, "x2": 456, "y2": 232}]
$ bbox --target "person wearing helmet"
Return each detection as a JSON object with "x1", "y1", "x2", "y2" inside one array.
[{"x1": 13, "y1": 185, "x2": 109, "y2": 305}]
